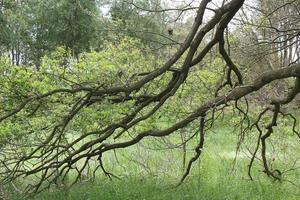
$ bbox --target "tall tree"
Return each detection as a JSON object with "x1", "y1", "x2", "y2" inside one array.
[
  {"x1": 109, "y1": 0, "x2": 170, "y2": 45},
  {"x1": 0, "y1": 0, "x2": 102, "y2": 66}
]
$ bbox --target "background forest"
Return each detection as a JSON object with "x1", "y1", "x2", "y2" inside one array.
[{"x1": 0, "y1": 0, "x2": 300, "y2": 199}]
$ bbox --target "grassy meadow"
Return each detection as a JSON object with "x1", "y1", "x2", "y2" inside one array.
[{"x1": 8, "y1": 121, "x2": 300, "y2": 200}]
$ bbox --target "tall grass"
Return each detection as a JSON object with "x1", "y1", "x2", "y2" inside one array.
[{"x1": 10, "y1": 124, "x2": 300, "y2": 200}]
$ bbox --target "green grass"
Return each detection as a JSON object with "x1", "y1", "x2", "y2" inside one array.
[
  {"x1": 9, "y1": 124, "x2": 300, "y2": 200},
  {"x1": 11, "y1": 171, "x2": 300, "y2": 200}
]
